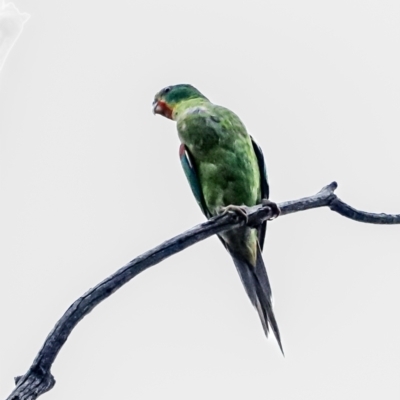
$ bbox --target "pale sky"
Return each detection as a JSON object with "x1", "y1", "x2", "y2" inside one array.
[{"x1": 1, "y1": 1, "x2": 399, "y2": 399}]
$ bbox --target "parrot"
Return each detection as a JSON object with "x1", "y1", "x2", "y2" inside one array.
[{"x1": 152, "y1": 84, "x2": 283, "y2": 353}]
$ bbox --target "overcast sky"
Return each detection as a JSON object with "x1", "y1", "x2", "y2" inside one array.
[{"x1": 1, "y1": 1, "x2": 399, "y2": 399}]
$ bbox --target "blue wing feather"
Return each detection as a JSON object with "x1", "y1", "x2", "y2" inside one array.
[
  {"x1": 251, "y1": 136, "x2": 269, "y2": 200},
  {"x1": 179, "y1": 143, "x2": 211, "y2": 219},
  {"x1": 250, "y1": 136, "x2": 270, "y2": 251}
]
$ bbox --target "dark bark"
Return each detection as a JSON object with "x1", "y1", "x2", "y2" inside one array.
[{"x1": 6, "y1": 181, "x2": 400, "y2": 400}]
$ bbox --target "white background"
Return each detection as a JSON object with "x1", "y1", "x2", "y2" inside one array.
[{"x1": 1, "y1": 1, "x2": 399, "y2": 399}]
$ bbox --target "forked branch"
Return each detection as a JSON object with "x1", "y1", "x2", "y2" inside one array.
[{"x1": 6, "y1": 181, "x2": 400, "y2": 400}]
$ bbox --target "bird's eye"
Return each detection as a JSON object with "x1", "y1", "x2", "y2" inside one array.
[{"x1": 163, "y1": 86, "x2": 171, "y2": 94}]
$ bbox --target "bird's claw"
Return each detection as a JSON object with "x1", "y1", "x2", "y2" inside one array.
[
  {"x1": 262, "y1": 199, "x2": 281, "y2": 220},
  {"x1": 220, "y1": 205, "x2": 249, "y2": 224}
]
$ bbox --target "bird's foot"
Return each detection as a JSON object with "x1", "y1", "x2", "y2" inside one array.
[
  {"x1": 220, "y1": 205, "x2": 249, "y2": 224},
  {"x1": 262, "y1": 199, "x2": 281, "y2": 220}
]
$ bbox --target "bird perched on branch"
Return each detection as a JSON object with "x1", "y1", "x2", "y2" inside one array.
[{"x1": 153, "y1": 84, "x2": 283, "y2": 353}]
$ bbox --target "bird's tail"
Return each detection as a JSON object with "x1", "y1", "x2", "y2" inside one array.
[{"x1": 230, "y1": 245, "x2": 284, "y2": 354}]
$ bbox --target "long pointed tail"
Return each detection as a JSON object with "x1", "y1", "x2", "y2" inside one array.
[{"x1": 230, "y1": 246, "x2": 284, "y2": 354}]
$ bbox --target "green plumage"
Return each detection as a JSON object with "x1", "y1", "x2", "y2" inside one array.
[
  {"x1": 176, "y1": 99, "x2": 260, "y2": 216},
  {"x1": 153, "y1": 84, "x2": 283, "y2": 353}
]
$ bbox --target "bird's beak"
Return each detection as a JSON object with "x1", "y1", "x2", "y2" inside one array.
[
  {"x1": 152, "y1": 99, "x2": 162, "y2": 115},
  {"x1": 152, "y1": 99, "x2": 173, "y2": 119}
]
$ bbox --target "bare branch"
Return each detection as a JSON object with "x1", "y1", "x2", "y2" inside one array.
[{"x1": 6, "y1": 181, "x2": 400, "y2": 400}]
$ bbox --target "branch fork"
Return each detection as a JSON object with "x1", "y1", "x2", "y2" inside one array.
[{"x1": 6, "y1": 181, "x2": 400, "y2": 400}]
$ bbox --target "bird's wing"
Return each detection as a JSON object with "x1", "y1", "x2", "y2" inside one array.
[
  {"x1": 179, "y1": 143, "x2": 211, "y2": 219},
  {"x1": 250, "y1": 136, "x2": 270, "y2": 251}
]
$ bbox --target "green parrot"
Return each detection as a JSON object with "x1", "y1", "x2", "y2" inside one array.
[{"x1": 153, "y1": 84, "x2": 283, "y2": 353}]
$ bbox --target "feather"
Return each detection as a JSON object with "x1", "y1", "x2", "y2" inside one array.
[{"x1": 230, "y1": 245, "x2": 284, "y2": 354}]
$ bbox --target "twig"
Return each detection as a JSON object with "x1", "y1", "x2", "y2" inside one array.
[{"x1": 6, "y1": 181, "x2": 400, "y2": 400}]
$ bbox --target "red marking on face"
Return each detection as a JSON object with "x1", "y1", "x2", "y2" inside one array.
[{"x1": 153, "y1": 100, "x2": 173, "y2": 120}]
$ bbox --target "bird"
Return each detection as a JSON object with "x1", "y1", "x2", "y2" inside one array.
[{"x1": 152, "y1": 84, "x2": 283, "y2": 353}]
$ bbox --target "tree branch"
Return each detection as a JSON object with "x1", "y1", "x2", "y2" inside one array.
[{"x1": 6, "y1": 181, "x2": 400, "y2": 400}]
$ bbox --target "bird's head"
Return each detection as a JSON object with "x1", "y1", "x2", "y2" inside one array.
[{"x1": 152, "y1": 84, "x2": 208, "y2": 120}]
